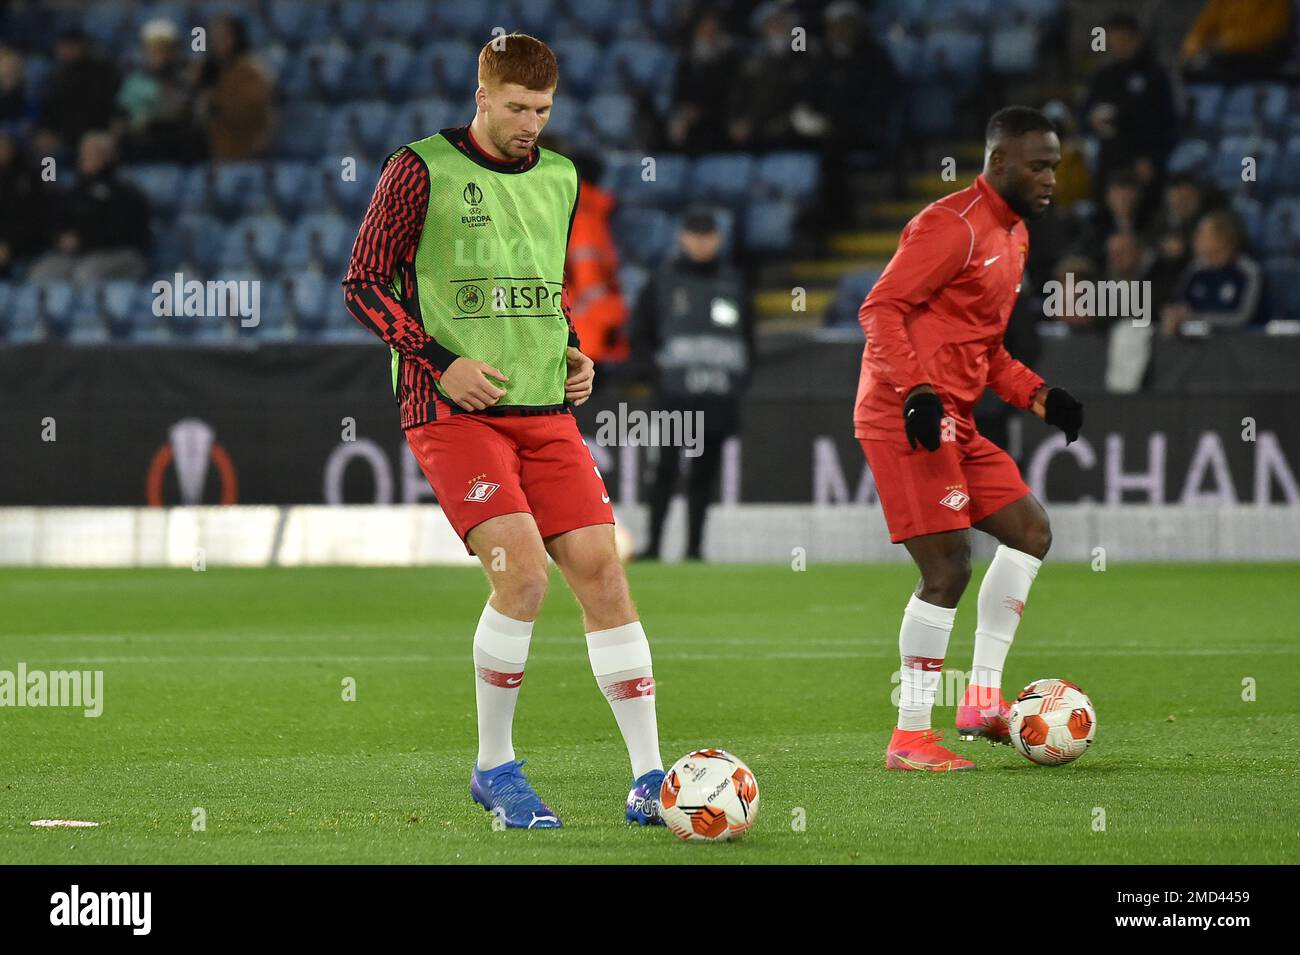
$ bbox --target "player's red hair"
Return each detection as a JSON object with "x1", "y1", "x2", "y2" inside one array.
[{"x1": 477, "y1": 33, "x2": 558, "y2": 91}]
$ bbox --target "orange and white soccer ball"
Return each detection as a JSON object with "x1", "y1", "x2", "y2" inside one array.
[
  {"x1": 660, "y1": 749, "x2": 759, "y2": 842},
  {"x1": 1008, "y1": 678, "x2": 1097, "y2": 766}
]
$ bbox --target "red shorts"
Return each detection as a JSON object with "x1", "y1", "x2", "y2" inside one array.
[
  {"x1": 859, "y1": 431, "x2": 1031, "y2": 543},
  {"x1": 406, "y1": 412, "x2": 614, "y2": 555}
]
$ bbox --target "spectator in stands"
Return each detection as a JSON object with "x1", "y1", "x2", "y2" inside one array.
[
  {"x1": 1040, "y1": 100, "x2": 1090, "y2": 214},
  {"x1": 1077, "y1": 169, "x2": 1147, "y2": 264},
  {"x1": 1102, "y1": 231, "x2": 1158, "y2": 393},
  {"x1": 632, "y1": 207, "x2": 753, "y2": 561},
  {"x1": 1080, "y1": 14, "x2": 1176, "y2": 200},
  {"x1": 32, "y1": 28, "x2": 120, "y2": 161},
  {"x1": 666, "y1": 12, "x2": 740, "y2": 155},
  {"x1": 0, "y1": 46, "x2": 39, "y2": 136},
  {"x1": 116, "y1": 18, "x2": 200, "y2": 163},
  {"x1": 194, "y1": 15, "x2": 274, "y2": 161},
  {"x1": 1161, "y1": 210, "x2": 1262, "y2": 335},
  {"x1": 1181, "y1": 0, "x2": 1293, "y2": 82},
  {"x1": 1049, "y1": 253, "x2": 1099, "y2": 331},
  {"x1": 0, "y1": 129, "x2": 48, "y2": 277},
  {"x1": 565, "y1": 153, "x2": 630, "y2": 365},
  {"x1": 27, "y1": 131, "x2": 150, "y2": 282},
  {"x1": 726, "y1": 2, "x2": 815, "y2": 151}
]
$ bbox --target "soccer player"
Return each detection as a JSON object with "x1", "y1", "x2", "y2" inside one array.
[
  {"x1": 854, "y1": 107, "x2": 1085, "y2": 772},
  {"x1": 342, "y1": 35, "x2": 664, "y2": 826}
]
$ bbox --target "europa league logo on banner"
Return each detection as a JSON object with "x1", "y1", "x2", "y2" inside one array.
[{"x1": 145, "y1": 418, "x2": 238, "y2": 506}]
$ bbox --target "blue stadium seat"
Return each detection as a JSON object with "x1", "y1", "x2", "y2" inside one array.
[
  {"x1": 100, "y1": 280, "x2": 145, "y2": 340},
  {"x1": 267, "y1": 0, "x2": 312, "y2": 46},
  {"x1": 924, "y1": 31, "x2": 985, "y2": 83},
  {"x1": 387, "y1": 98, "x2": 454, "y2": 146},
  {"x1": 327, "y1": 0, "x2": 371, "y2": 46},
  {"x1": 952, "y1": 0, "x2": 996, "y2": 19},
  {"x1": 65, "y1": 285, "x2": 109, "y2": 345},
  {"x1": 558, "y1": 0, "x2": 620, "y2": 37},
  {"x1": 428, "y1": 0, "x2": 504, "y2": 40},
  {"x1": 883, "y1": 33, "x2": 925, "y2": 80},
  {"x1": 276, "y1": 101, "x2": 332, "y2": 159},
  {"x1": 1167, "y1": 139, "x2": 1211, "y2": 175},
  {"x1": 378, "y1": 0, "x2": 442, "y2": 37},
  {"x1": 82, "y1": 5, "x2": 131, "y2": 47},
  {"x1": 602, "y1": 39, "x2": 671, "y2": 91},
  {"x1": 0, "y1": 281, "x2": 13, "y2": 327},
  {"x1": 176, "y1": 164, "x2": 216, "y2": 216},
  {"x1": 743, "y1": 201, "x2": 797, "y2": 253},
  {"x1": 689, "y1": 153, "x2": 755, "y2": 206},
  {"x1": 283, "y1": 42, "x2": 352, "y2": 100},
  {"x1": 512, "y1": 0, "x2": 557, "y2": 34},
  {"x1": 989, "y1": 25, "x2": 1039, "y2": 74},
  {"x1": 908, "y1": 85, "x2": 958, "y2": 136},
  {"x1": 825, "y1": 269, "x2": 883, "y2": 328},
  {"x1": 1232, "y1": 196, "x2": 1264, "y2": 252},
  {"x1": 540, "y1": 93, "x2": 585, "y2": 142},
  {"x1": 328, "y1": 100, "x2": 395, "y2": 161},
  {"x1": 551, "y1": 38, "x2": 602, "y2": 98},
  {"x1": 1280, "y1": 135, "x2": 1300, "y2": 187},
  {"x1": 358, "y1": 40, "x2": 416, "y2": 101},
  {"x1": 283, "y1": 213, "x2": 352, "y2": 275},
  {"x1": 326, "y1": 159, "x2": 379, "y2": 217},
  {"x1": 754, "y1": 152, "x2": 820, "y2": 202},
  {"x1": 288, "y1": 275, "x2": 335, "y2": 336},
  {"x1": 1221, "y1": 84, "x2": 1288, "y2": 135},
  {"x1": 1212, "y1": 136, "x2": 1277, "y2": 193},
  {"x1": 22, "y1": 281, "x2": 77, "y2": 341},
  {"x1": 411, "y1": 41, "x2": 479, "y2": 99},
  {"x1": 618, "y1": 263, "x2": 649, "y2": 310},
  {"x1": 3, "y1": 283, "x2": 42, "y2": 343},
  {"x1": 590, "y1": 93, "x2": 634, "y2": 145},
  {"x1": 268, "y1": 160, "x2": 329, "y2": 219},
  {"x1": 1009, "y1": 0, "x2": 1064, "y2": 20},
  {"x1": 1262, "y1": 198, "x2": 1300, "y2": 256},
  {"x1": 611, "y1": 206, "x2": 676, "y2": 265},
  {"x1": 1184, "y1": 84, "x2": 1225, "y2": 134},
  {"x1": 212, "y1": 161, "x2": 270, "y2": 219},
  {"x1": 1263, "y1": 257, "x2": 1300, "y2": 319},
  {"x1": 120, "y1": 163, "x2": 185, "y2": 217},
  {"x1": 175, "y1": 212, "x2": 225, "y2": 275},
  {"x1": 606, "y1": 152, "x2": 691, "y2": 209},
  {"x1": 241, "y1": 277, "x2": 292, "y2": 340},
  {"x1": 219, "y1": 214, "x2": 287, "y2": 272}
]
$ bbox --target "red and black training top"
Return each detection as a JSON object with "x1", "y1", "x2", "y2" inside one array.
[{"x1": 342, "y1": 125, "x2": 581, "y2": 430}]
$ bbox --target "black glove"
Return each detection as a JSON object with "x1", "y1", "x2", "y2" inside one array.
[
  {"x1": 1044, "y1": 387, "x2": 1084, "y2": 444},
  {"x1": 903, "y1": 390, "x2": 946, "y2": 452}
]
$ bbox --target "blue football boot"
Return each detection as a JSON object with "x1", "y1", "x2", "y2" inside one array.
[
  {"x1": 625, "y1": 768, "x2": 667, "y2": 826},
  {"x1": 470, "y1": 759, "x2": 561, "y2": 829}
]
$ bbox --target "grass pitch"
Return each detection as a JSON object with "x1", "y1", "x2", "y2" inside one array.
[{"x1": 2, "y1": 562, "x2": 1297, "y2": 864}]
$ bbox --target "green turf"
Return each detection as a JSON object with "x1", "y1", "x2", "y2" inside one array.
[{"x1": 1, "y1": 562, "x2": 1297, "y2": 864}]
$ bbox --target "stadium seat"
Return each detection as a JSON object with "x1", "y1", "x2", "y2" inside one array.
[
  {"x1": 1221, "y1": 84, "x2": 1288, "y2": 136},
  {"x1": 175, "y1": 212, "x2": 225, "y2": 275},
  {"x1": 21, "y1": 282, "x2": 77, "y2": 342},
  {"x1": 551, "y1": 38, "x2": 602, "y2": 98},
  {"x1": 1263, "y1": 257, "x2": 1300, "y2": 320},
  {"x1": 1008, "y1": 0, "x2": 1065, "y2": 20},
  {"x1": 1231, "y1": 196, "x2": 1264, "y2": 252},
  {"x1": 743, "y1": 201, "x2": 797, "y2": 253},
  {"x1": 176, "y1": 164, "x2": 216, "y2": 216},
  {"x1": 211, "y1": 162, "x2": 270, "y2": 219},
  {"x1": 411, "y1": 41, "x2": 479, "y2": 99},
  {"x1": 617, "y1": 263, "x2": 649, "y2": 310},
  {"x1": 754, "y1": 152, "x2": 821, "y2": 202},
  {"x1": 825, "y1": 269, "x2": 883, "y2": 328},
  {"x1": 908, "y1": 85, "x2": 958, "y2": 137},
  {"x1": 266, "y1": 0, "x2": 312, "y2": 47},
  {"x1": 883, "y1": 33, "x2": 925, "y2": 80},
  {"x1": 989, "y1": 25, "x2": 1039, "y2": 74},
  {"x1": 924, "y1": 31, "x2": 985, "y2": 83},
  {"x1": 587, "y1": 93, "x2": 635, "y2": 145},
  {"x1": 120, "y1": 163, "x2": 185, "y2": 218},
  {"x1": 427, "y1": 0, "x2": 499, "y2": 38},
  {"x1": 267, "y1": 160, "x2": 329, "y2": 219},
  {"x1": 328, "y1": 100, "x2": 395, "y2": 161},
  {"x1": 1167, "y1": 139, "x2": 1211, "y2": 175},
  {"x1": 1279, "y1": 135, "x2": 1300, "y2": 188},
  {"x1": 326, "y1": 159, "x2": 379, "y2": 217},
  {"x1": 219, "y1": 214, "x2": 287, "y2": 272},
  {"x1": 540, "y1": 93, "x2": 585, "y2": 142},
  {"x1": 602, "y1": 39, "x2": 671, "y2": 92},
  {"x1": 1184, "y1": 84, "x2": 1225, "y2": 134},
  {"x1": 512, "y1": 0, "x2": 557, "y2": 34},
  {"x1": 387, "y1": 98, "x2": 454, "y2": 146},
  {"x1": 81, "y1": 4, "x2": 131, "y2": 47},
  {"x1": 1212, "y1": 137, "x2": 1277, "y2": 194},
  {"x1": 606, "y1": 152, "x2": 691, "y2": 209},
  {"x1": 610, "y1": 206, "x2": 676, "y2": 265},
  {"x1": 275, "y1": 101, "x2": 332, "y2": 160},
  {"x1": 282, "y1": 42, "x2": 352, "y2": 101},
  {"x1": 358, "y1": 40, "x2": 415, "y2": 101},
  {"x1": 283, "y1": 213, "x2": 353, "y2": 274},
  {"x1": 1262, "y1": 198, "x2": 1300, "y2": 256},
  {"x1": 288, "y1": 275, "x2": 335, "y2": 337},
  {"x1": 65, "y1": 286, "x2": 110, "y2": 345},
  {"x1": 689, "y1": 153, "x2": 756, "y2": 206}
]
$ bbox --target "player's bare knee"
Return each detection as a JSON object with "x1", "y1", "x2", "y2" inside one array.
[
  {"x1": 496, "y1": 568, "x2": 549, "y2": 619},
  {"x1": 1019, "y1": 519, "x2": 1051, "y2": 560}
]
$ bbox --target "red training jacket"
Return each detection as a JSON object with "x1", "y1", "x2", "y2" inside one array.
[{"x1": 854, "y1": 174, "x2": 1044, "y2": 442}]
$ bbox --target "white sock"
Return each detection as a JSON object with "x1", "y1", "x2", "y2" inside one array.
[
  {"x1": 897, "y1": 594, "x2": 957, "y2": 731},
  {"x1": 586, "y1": 621, "x2": 662, "y2": 779},
  {"x1": 472, "y1": 601, "x2": 533, "y2": 771},
  {"x1": 970, "y1": 545, "x2": 1042, "y2": 698}
]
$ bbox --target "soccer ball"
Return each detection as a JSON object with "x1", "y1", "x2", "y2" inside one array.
[
  {"x1": 660, "y1": 749, "x2": 759, "y2": 842},
  {"x1": 1008, "y1": 678, "x2": 1097, "y2": 766}
]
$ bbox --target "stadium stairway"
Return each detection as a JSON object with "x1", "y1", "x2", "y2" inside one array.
[{"x1": 754, "y1": 140, "x2": 985, "y2": 331}]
